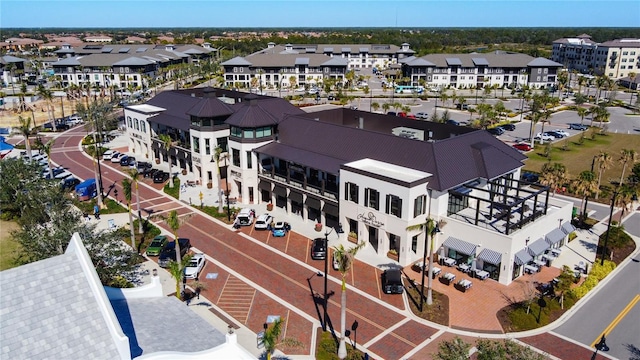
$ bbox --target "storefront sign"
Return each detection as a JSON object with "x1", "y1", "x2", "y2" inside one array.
[{"x1": 357, "y1": 212, "x2": 384, "y2": 227}]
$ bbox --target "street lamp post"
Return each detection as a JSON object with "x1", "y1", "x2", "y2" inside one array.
[
  {"x1": 583, "y1": 156, "x2": 597, "y2": 224},
  {"x1": 322, "y1": 228, "x2": 333, "y2": 331},
  {"x1": 590, "y1": 335, "x2": 609, "y2": 360},
  {"x1": 224, "y1": 157, "x2": 231, "y2": 221}
]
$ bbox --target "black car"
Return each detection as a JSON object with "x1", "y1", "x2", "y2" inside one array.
[
  {"x1": 544, "y1": 131, "x2": 564, "y2": 139},
  {"x1": 153, "y1": 170, "x2": 170, "y2": 183},
  {"x1": 310, "y1": 238, "x2": 326, "y2": 260},
  {"x1": 60, "y1": 177, "x2": 81, "y2": 191},
  {"x1": 158, "y1": 238, "x2": 191, "y2": 267},
  {"x1": 144, "y1": 168, "x2": 159, "y2": 178},
  {"x1": 521, "y1": 172, "x2": 540, "y2": 184},
  {"x1": 500, "y1": 124, "x2": 516, "y2": 131},
  {"x1": 119, "y1": 155, "x2": 129, "y2": 166},
  {"x1": 445, "y1": 119, "x2": 460, "y2": 126},
  {"x1": 382, "y1": 269, "x2": 404, "y2": 294},
  {"x1": 569, "y1": 123, "x2": 588, "y2": 131},
  {"x1": 487, "y1": 127, "x2": 505, "y2": 136},
  {"x1": 137, "y1": 161, "x2": 152, "y2": 171}
]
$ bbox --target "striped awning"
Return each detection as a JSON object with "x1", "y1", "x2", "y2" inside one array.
[
  {"x1": 477, "y1": 248, "x2": 502, "y2": 265},
  {"x1": 561, "y1": 222, "x2": 576, "y2": 235},
  {"x1": 527, "y1": 238, "x2": 549, "y2": 257},
  {"x1": 443, "y1": 237, "x2": 477, "y2": 256},
  {"x1": 545, "y1": 228, "x2": 565, "y2": 246},
  {"x1": 514, "y1": 249, "x2": 533, "y2": 265}
]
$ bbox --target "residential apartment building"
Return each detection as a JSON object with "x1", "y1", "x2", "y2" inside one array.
[
  {"x1": 50, "y1": 43, "x2": 215, "y2": 90},
  {"x1": 552, "y1": 34, "x2": 640, "y2": 80},
  {"x1": 221, "y1": 42, "x2": 415, "y2": 89},
  {"x1": 123, "y1": 88, "x2": 574, "y2": 286},
  {"x1": 400, "y1": 51, "x2": 563, "y2": 90}
]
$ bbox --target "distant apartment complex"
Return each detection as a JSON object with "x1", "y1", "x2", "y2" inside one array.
[{"x1": 552, "y1": 34, "x2": 640, "y2": 79}]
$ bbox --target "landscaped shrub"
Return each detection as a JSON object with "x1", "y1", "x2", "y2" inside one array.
[
  {"x1": 567, "y1": 260, "x2": 615, "y2": 300},
  {"x1": 589, "y1": 260, "x2": 616, "y2": 281}
]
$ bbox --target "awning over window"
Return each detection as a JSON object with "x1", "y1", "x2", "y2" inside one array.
[
  {"x1": 443, "y1": 237, "x2": 477, "y2": 256},
  {"x1": 322, "y1": 202, "x2": 338, "y2": 215},
  {"x1": 305, "y1": 196, "x2": 321, "y2": 209},
  {"x1": 527, "y1": 238, "x2": 549, "y2": 257},
  {"x1": 545, "y1": 228, "x2": 565, "y2": 246},
  {"x1": 258, "y1": 181, "x2": 272, "y2": 191},
  {"x1": 514, "y1": 249, "x2": 533, "y2": 265},
  {"x1": 561, "y1": 222, "x2": 576, "y2": 235},
  {"x1": 289, "y1": 191, "x2": 303, "y2": 203},
  {"x1": 477, "y1": 248, "x2": 502, "y2": 265},
  {"x1": 273, "y1": 186, "x2": 286, "y2": 197}
]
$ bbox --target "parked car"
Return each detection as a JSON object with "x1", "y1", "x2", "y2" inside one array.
[
  {"x1": 110, "y1": 153, "x2": 124, "y2": 163},
  {"x1": 415, "y1": 112, "x2": 429, "y2": 119},
  {"x1": 534, "y1": 132, "x2": 554, "y2": 142},
  {"x1": 543, "y1": 131, "x2": 564, "y2": 139},
  {"x1": 158, "y1": 238, "x2": 191, "y2": 268},
  {"x1": 137, "y1": 161, "x2": 152, "y2": 171},
  {"x1": 119, "y1": 155, "x2": 130, "y2": 166},
  {"x1": 126, "y1": 156, "x2": 136, "y2": 166},
  {"x1": 235, "y1": 208, "x2": 255, "y2": 226},
  {"x1": 153, "y1": 171, "x2": 169, "y2": 183},
  {"x1": 310, "y1": 238, "x2": 327, "y2": 260},
  {"x1": 445, "y1": 119, "x2": 460, "y2": 126},
  {"x1": 552, "y1": 129, "x2": 570, "y2": 137},
  {"x1": 143, "y1": 168, "x2": 159, "y2": 178},
  {"x1": 271, "y1": 221, "x2": 290, "y2": 237},
  {"x1": 521, "y1": 172, "x2": 540, "y2": 184},
  {"x1": 60, "y1": 177, "x2": 81, "y2": 192},
  {"x1": 102, "y1": 150, "x2": 117, "y2": 160},
  {"x1": 332, "y1": 252, "x2": 340, "y2": 270},
  {"x1": 386, "y1": 111, "x2": 397, "y2": 116},
  {"x1": 184, "y1": 253, "x2": 206, "y2": 279},
  {"x1": 146, "y1": 235, "x2": 167, "y2": 256},
  {"x1": 254, "y1": 214, "x2": 273, "y2": 230},
  {"x1": 487, "y1": 127, "x2": 505, "y2": 136},
  {"x1": 381, "y1": 269, "x2": 404, "y2": 294},
  {"x1": 456, "y1": 103, "x2": 469, "y2": 110},
  {"x1": 500, "y1": 124, "x2": 516, "y2": 131},
  {"x1": 569, "y1": 123, "x2": 588, "y2": 131},
  {"x1": 513, "y1": 143, "x2": 532, "y2": 152}
]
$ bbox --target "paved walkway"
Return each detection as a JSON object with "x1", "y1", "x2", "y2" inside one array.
[{"x1": 26, "y1": 126, "x2": 634, "y2": 359}]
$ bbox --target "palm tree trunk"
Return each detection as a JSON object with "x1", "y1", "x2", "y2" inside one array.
[
  {"x1": 620, "y1": 164, "x2": 627, "y2": 186},
  {"x1": 596, "y1": 169, "x2": 603, "y2": 199},
  {"x1": 136, "y1": 183, "x2": 142, "y2": 233},
  {"x1": 338, "y1": 282, "x2": 348, "y2": 359},
  {"x1": 168, "y1": 157, "x2": 174, "y2": 188},
  {"x1": 128, "y1": 204, "x2": 135, "y2": 249},
  {"x1": 217, "y1": 168, "x2": 223, "y2": 213}
]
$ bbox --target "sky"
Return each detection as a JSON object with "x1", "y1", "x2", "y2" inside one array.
[{"x1": 1, "y1": 0, "x2": 639, "y2": 28}]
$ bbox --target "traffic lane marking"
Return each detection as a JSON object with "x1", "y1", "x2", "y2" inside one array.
[{"x1": 590, "y1": 293, "x2": 640, "y2": 348}]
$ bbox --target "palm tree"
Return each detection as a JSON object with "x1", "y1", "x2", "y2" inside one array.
[
  {"x1": 333, "y1": 241, "x2": 365, "y2": 359},
  {"x1": 595, "y1": 152, "x2": 613, "y2": 199},
  {"x1": 615, "y1": 185, "x2": 636, "y2": 219},
  {"x1": 618, "y1": 149, "x2": 638, "y2": 185},
  {"x1": 628, "y1": 72, "x2": 637, "y2": 105},
  {"x1": 37, "y1": 85, "x2": 56, "y2": 131},
  {"x1": 36, "y1": 138, "x2": 55, "y2": 180},
  {"x1": 127, "y1": 168, "x2": 143, "y2": 233},
  {"x1": 17, "y1": 116, "x2": 34, "y2": 160},
  {"x1": 573, "y1": 170, "x2": 598, "y2": 220},
  {"x1": 167, "y1": 254, "x2": 193, "y2": 299},
  {"x1": 166, "y1": 210, "x2": 183, "y2": 265},
  {"x1": 406, "y1": 218, "x2": 445, "y2": 310},
  {"x1": 122, "y1": 178, "x2": 135, "y2": 248},
  {"x1": 540, "y1": 162, "x2": 567, "y2": 196},
  {"x1": 262, "y1": 317, "x2": 303, "y2": 360},
  {"x1": 577, "y1": 107, "x2": 588, "y2": 126},
  {"x1": 159, "y1": 134, "x2": 175, "y2": 188},
  {"x1": 213, "y1": 145, "x2": 228, "y2": 214}
]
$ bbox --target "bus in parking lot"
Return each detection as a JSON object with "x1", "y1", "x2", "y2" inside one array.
[{"x1": 394, "y1": 85, "x2": 424, "y2": 94}]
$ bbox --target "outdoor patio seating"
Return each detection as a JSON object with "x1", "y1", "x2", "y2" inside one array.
[
  {"x1": 457, "y1": 263, "x2": 471, "y2": 273},
  {"x1": 456, "y1": 279, "x2": 473, "y2": 292},
  {"x1": 440, "y1": 272, "x2": 456, "y2": 285},
  {"x1": 442, "y1": 257, "x2": 456, "y2": 267},
  {"x1": 474, "y1": 270, "x2": 490, "y2": 280},
  {"x1": 524, "y1": 264, "x2": 539, "y2": 274}
]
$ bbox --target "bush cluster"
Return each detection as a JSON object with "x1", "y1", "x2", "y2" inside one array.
[{"x1": 568, "y1": 260, "x2": 616, "y2": 300}]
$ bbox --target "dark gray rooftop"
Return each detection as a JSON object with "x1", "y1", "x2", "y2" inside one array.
[{"x1": 226, "y1": 95, "x2": 305, "y2": 128}]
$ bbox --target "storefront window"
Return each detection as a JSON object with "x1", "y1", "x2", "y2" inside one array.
[
  {"x1": 386, "y1": 195, "x2": 402, "y2": 218},
  {"x1": 365, "y1": 188, "x2": 379, "y2": 210}
]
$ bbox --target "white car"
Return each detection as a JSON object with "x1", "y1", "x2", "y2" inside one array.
[
  {"x1": 534, "y1": 133, "x2": 554, "y2": 142},
  {"x1": 66, "y1": 115, "x2": 83, "y2": 126},
  {"x1": 110, "y1": 153, "x2": 124, "y2": 163},
  {"x1": 254, "y1": 214, "x2": 273, "y2": 230},
  {"x1": 102, "y1": 150, "x2": 116, "y2": 160},
  {"x1": 553, "y1": 129, "x2": 570, "y2": 137},
  {"x1": 184, "y1": 253, "x2": 205, "y2": 279},
  {"x1": 415, "y1": 112, "x2": 429, "y2": 119}
]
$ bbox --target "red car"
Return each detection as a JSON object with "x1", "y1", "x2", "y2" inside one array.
[{"x1": 513, "y1": 143, "x2": 532, "y2": 151}]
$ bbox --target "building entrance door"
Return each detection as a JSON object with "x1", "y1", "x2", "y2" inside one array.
[{"x1": 368, "y1": 226, "x2": 378, "y2": 252}]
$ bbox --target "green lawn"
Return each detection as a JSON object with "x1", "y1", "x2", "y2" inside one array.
[
  {"x1": 523, "y1": 132, "x2": 640, "y2": 182},
  {"x1": 0, "y1": 221, "x2": 22, "y2": 271}
]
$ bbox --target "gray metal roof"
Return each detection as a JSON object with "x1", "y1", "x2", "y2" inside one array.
[
  {"x1": 446, "y1": 57, "x2": 462, "y2": 66},
  {"x1": 321, "y1": 57, "x2": 349, "y2": 66},
  {"x1": 477, "y1": 248, "x2": 502, "y2": 265},
  {"x1": 404, "y1": 57, "x2": 435, "y2": 66},
  {"x1": 514, "y1": 249, "x2": 533, "y2": 265},
  {"x1": 0, "y1": 244, "x2": 122, "y2": 359},
  {"x1": 221, "y1": 56, "x2": 253, "y2": 66},
  {"x1": 527, "y1": 238, "x2": 549, "y2": 257},
  {"x1": 112, "y1": 57, "x2": 153, "y2": 66},
  {"x1": 252, "y1": 43, "x2": 402, "y2": 56},
  {"x1": 545, "y1": 228, "x2": 566, "y2": 246},
  {"x1": 527, "y1": 58, "x2": 563, "y2": 67},
  {"x1": 145, "y1": 91, "x2": 202, "y2": 131},
  {"x1": 294, "y1": 57, "x2": 310, "y2": 65},
  {"x1": 186, "y1": 96, "x2": 235, "y2": 118},
  {"x1": 226, "y1": 95, "x2": 304, "y2": 128},
  {"x1": 418, "y1": 52, "x2": 540, "y2": 69},
  {"x1": 561, "y1": 221, "x2": 576, "y2": 234},
  {"x1": 53, "y1": 56, "x2": 82, "y2": 66},
  {"x1": 472, "y1": 57, "x2": 489, "y2": 66},
  {"x1": 443, "y1": 236, "x2": 477, "y2": 256},
  {"x1": 119, "y1": 47, "x2": 130, "y2": 53}
]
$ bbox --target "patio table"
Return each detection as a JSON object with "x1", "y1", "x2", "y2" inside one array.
[
  {"x1": 457, "y1": 263, "x2": 471, "y2": 273},
  {"x1": 443, "y1": 258, "x2": 456, "y2": 267},
  {"x1": 475, "y1": 270, "x2": 490, "y2": 280},
  {"x1": 457, "y1": 279, "x2": 473, "y2": 291},
  {"x1": 524, "y1": 264, "x2": 539, "y2": 274}
]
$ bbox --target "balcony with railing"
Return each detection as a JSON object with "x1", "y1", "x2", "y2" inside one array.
[{"x1": 259, "y1": 166, "x2": 338, "y2": 202}]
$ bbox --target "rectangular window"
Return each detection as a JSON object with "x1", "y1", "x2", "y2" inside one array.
[
  {"x1": 134, "y1": 119, "x2": 139, "y2": 131},
  {"x1": 344, "y1": 182, "x2": 359, "y2": 203},
  {"x1": 411, "y1": 235, "x2": 418, "y2": 253},
  {"x1": 243, "y1": 129, "x2": 254, "y2": 139},
  {"x1": 364, "y1": 188, "x2": 379, "y2": 210},
  {"x1": 232, "y1": 148, "x2": 240, "y2": 167},
  {"x1": 246, "y1": 151, "x2": 252, "y2": 169},
  {"x1": 217, "y1": 137, "x2": 228, "y2": 152},
  {"x1": 205, "y1": 139, "x2": 211, "y2": 155},
  {"x1": 192, "y1": 136, "x2": 200, "y2": 153},
  {"x1": 385, "y1": 194, "x2": 402, "y2": 217},
  {"x1": 230, "y1": 126, "x2": 242, "y2": 137},
  {"x1": 414, "y1": 195, "x2": 427, "y2": 217}
]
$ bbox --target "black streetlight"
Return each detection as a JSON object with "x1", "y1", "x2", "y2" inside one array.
[
  {"x1": 601, "y1": 187, "x2": 620, "y2": 265},
  {"x1": 591, "y1": 335, "x2": 609, "y2": 360},
  {"x1": 419, "y1": 220, "x2": 441, "y2": 311},
  {"x1": 224, "y1": 156, "x2": 231, "y2": 221},
  {"x1": 351, "y1": 320, "x2": 359, "y2": 350},
  {"x1": 322, "y1": 228, "x2": 333, "y2": 331},
  {"x1": 583, "y1": 155, "x2": 597, "y2": 224}
]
